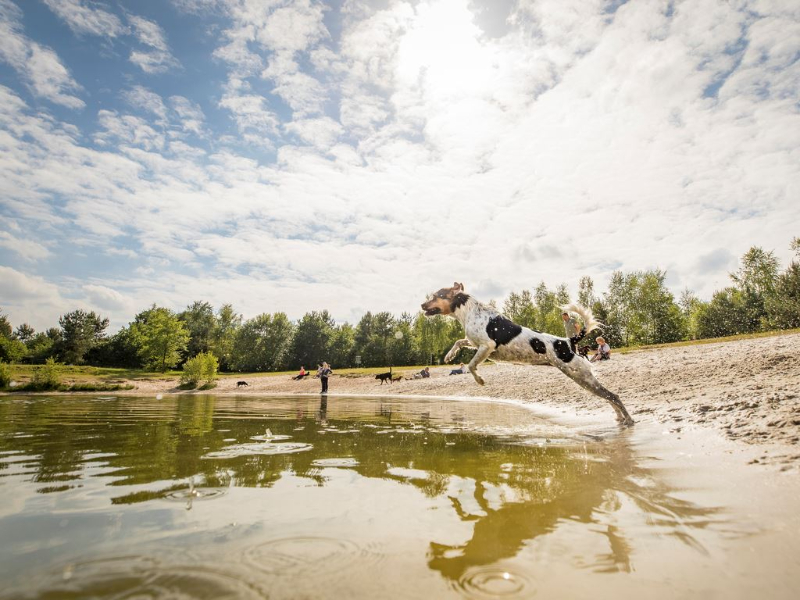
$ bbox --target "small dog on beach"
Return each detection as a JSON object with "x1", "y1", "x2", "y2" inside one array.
[
  {"x1": 375, "y1": 368, "x2": 393, "y2": 385},
  {"x1": 236, "y1": 381, "x2": 249, "y2": 388},
  {"x1": 421, "y1": 282, "x2": 634, "y2": 426}
]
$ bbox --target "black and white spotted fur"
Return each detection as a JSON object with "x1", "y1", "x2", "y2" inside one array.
[{"x1": 421, "y1": 283, "x2": 634, "y2": 426}]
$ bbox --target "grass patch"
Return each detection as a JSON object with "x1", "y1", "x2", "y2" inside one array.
[
  {"x1": 6, "y1": 382, "x2": 135, "y2": 393},
  {"x1": 63, "y1": 383, "x2": 135, "y2": 392}
]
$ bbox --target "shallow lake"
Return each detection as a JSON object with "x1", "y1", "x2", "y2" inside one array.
[{"x1": 0, "y1": 395, "x2": 797, "y2": 599}]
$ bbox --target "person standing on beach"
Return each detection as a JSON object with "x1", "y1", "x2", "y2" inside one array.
[
  {"x1": 318, "y1": 362, "x2": 333, "y2": 393},
  {"x1": 562, "y1": 311, "x2": 579, "y2": 339}
]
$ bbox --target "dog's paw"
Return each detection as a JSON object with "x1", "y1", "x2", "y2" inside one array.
[
  {"x1": 444, "y1": 351, "x2": 456, "y2": 363},
  {"x1": 617, "y1": 414, "x2": 635, "y2": 427},
  {"x1": 474, "y1": 375, "x2": 485, "y2": 386}
]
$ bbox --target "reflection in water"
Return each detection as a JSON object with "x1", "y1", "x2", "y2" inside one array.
[{"x1": 0, "y1": 395, "x2": 726, "y2": 599}]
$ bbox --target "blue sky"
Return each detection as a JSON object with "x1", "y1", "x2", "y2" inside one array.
[{"x1": 1, "y1": 0, "x2": 799, "y2": 332}]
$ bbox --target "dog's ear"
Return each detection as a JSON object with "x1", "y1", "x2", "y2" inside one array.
[{"x1": 454, "y1": 281, "x2": 463, "y2": 291}]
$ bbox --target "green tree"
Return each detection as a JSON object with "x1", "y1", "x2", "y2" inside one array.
[
  {"x1": 412, "y1": 313, "x2": 463, "y2": 365},
  {"x1": 130, "y1": 306, "x2": 190, "y2": 372},
  {"x1": 503, "y1": 290, "x2": 537, "y2": 329},
  {"x1": 230, "y1": 313, "x2": 294, "y2": 372},
  {"x1": 0, "y1": 309, "x2": 11, "y2": 338},
  {"x1": 0, "y1": 359, "x2": 11, "y2": 388},
  {"x1": 388, "y1": 313, "x2": 419, "y2": 366},
  {"x1": 353, "y1": 312, "x2": 395, "y2": 367},
  {"x1": 328, "y1": 323, "x2": 355, "y2": 368},
  {"x1": 14, "y1": 323, "x2": 35, "y2": 343},
  {"x1": 25, "y1": 332, "x2": 55, "y2": 362},
  {"x1": 679, "y1": 289, "x2": 707, "y2": 340},
  {"x1": 534, "y1": 282, "x2": 568, "y2": 335},
  {"x1": 211, "y1": 304, "x2": 241, "y2": 371},
  {"x1": 0, "y1": 336, "x2": 27, "y2": 362},
  {"x1": 765, "y1": 237, "x2": 800, "y2": 329},
  {"x1": 577, "y1": 276, "x2": 596, "y2": 308},
  {"x1": 86, "y1": 327, "x2": 140, "y2": 368},
  {"x1": 179, "y1": 301, "x2": 216, "y2": 359},
  {"x1": 730, "y1": 246, "x2": 779, "y2": 330},
  {"x1": 181, "y1": 351, "x2": 219, "y2": 387},
  {"x1": 696, "y1": 287, "x2": 756, "y2": 338},
  {"x1": 58, "y1": 309, "x2": 109, "y2": 364},
  {"x1": 289, "y1": 311, "x2": 335, "y2": 368},
  {"x1": 30, "y1": 357, "x2": 61, "y2": 390},
  {"x1": 602, "y1": 270, "x2": 684, "y2": 346}
]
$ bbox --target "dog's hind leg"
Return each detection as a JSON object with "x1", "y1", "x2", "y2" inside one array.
[
  {"x1": 445, "y1": 338, "x2": 475, "y2": 363},
  {"x1": 556, "y1": 361, "x2": 634, "y2": 426},
  {"x1": 467, "y1": 345, "x2": 493, "y2": 386}
]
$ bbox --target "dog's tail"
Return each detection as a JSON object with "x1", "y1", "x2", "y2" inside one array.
[{"x1": 562, "y1": 303, "x2": 603, "y2": 335}]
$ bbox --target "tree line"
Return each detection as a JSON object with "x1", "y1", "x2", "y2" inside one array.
[{"x1": 1, "y1": 238, "x2": 798, "y2": 372}]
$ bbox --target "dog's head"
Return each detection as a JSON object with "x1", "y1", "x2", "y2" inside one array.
[{"x1": 421, "y1": 282, "x2": 466, "y2": 316}]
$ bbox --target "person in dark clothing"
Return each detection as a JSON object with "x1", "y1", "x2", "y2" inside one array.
[{"x1": 317, "y1": 362, "x2": 333, "y2": 393}]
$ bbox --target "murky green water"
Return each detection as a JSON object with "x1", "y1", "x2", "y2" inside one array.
[{"x1": 0, "y1": 395, "x2": 790, "y2": 599}]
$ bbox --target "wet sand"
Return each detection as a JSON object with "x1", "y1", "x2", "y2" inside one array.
[{"x1": 9, "y1": 332, "x2": 800, "y2": 467}]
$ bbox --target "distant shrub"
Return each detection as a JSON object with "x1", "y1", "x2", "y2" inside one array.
[
  {"x1": 29, "y1": 358, "x2": 62, "y2": 390},
  {"x1": 180, "y1": 352, "x2": 218, "y2": 388},
  {"x1": 0, "y1": 360, "x2": 11, "y2": 388}
]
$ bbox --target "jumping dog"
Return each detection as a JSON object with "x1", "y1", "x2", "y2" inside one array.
[{"x1": 421, "y1": 282, "x2": 634, "y2": 426}]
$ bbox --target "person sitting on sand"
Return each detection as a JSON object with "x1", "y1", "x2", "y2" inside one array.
[
  {"x1": 413, "y1": 367, "x2": 430, "y2": 379},
  {"x1": 292, "y1": 366, "x2": 307, "y2": 380},
  {"x1": 590, "y1": 337, "x2": 611, "y2": 362},
  {"x1": 449, "y1": 363, "x2": 465, "y2": 375}
]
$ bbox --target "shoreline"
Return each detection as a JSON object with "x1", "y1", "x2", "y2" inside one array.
[{"x1": 4, "y1": 332, "x2": 799, "y2": 467}]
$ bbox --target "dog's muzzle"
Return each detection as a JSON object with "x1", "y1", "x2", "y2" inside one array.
[{"x1": 421, "y1": 304, "x2": 441, "y2": 316}]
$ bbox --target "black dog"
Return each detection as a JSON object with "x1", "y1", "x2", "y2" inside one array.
[
  {"x1": 236, "y1": 381, "x2": 249, "y2": 388},
  {"x1": 375, "y1": 368, "x2": 393, "y2": 385}
]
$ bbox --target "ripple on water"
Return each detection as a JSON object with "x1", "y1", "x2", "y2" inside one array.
[
  {"x1": 242, "y1": 536, "x2": 384, "y2": 578},
  {"x1": 311, "y1": 457, "x2": 359, "y2": 468},
  {"x1": 6, "y1": 556, "x2": 263, "y2": 600},
  {"x1": 454, "y1": 566, "x2": 535, "y2": 599},
  {"x1": 202, "y1": 442, "x2": 312, "y2": 459},
  {"x1": 249, "y1": 434, "x2": 292, "y2": 441},
  {"x1": 163, "y1": 487, "x2": 228, "y2": 502}
]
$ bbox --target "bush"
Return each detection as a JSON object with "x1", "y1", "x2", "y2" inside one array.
[
  {"x1": 0, "y1": 360, "x2": 11, "y2": 388},
  {"x1": 29, "y1": 358, "x2": 62, "y2": 390},
  {"x1": 180, "y1": 352, "x2": 218, "y2": 388}
]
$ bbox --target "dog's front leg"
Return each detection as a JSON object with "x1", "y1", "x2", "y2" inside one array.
[
  {"x1": 468, "y1": 345, "x2": 493, "y2": 386},
  {"x1": 445, "y1": 338, "x2": 475, "y2": 363}
]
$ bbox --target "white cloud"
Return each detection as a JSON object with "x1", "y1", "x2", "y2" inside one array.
[
  {"x1": 42, "y1": 0, "x2": 126, "y2": 38},
  {"x1": 128, "y1": 14, "x2": 180, "y2": 73},
  {"x1": 169, "y1": 95, "x2": 206, "y2": 135},
  {"x1": 83, "y1": 284, "x2": 131, "y2": 311},
  {"x1": 0, "y1": 1, "x2": 85, "y2": 108},
  {"x1": 284, "y1": 116, "x2": 343, "y2": 149},
  {"x1": 0, "y1": 231, "x2": 50, "y2": 261},
  {"x1": 219, "y1": 84, "x2": 279, "y2": 144},
  {"x1": 123, "y1": 85, "x2": 168, "y2": 123},
  {"x1": 94, "y1": 109, "x2": 165, "y2": 151},
  {"x1": 0, "y1": 265, "x2": 68, "y2": 330}
]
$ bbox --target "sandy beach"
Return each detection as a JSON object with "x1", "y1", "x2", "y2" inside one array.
[{"x1": 81, "y1": 332, "x2": 800, "y2": 467}]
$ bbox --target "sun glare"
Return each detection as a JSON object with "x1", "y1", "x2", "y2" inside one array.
[{"x1": 396, "y1": 0, "x2": 494, "y2": 98}]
